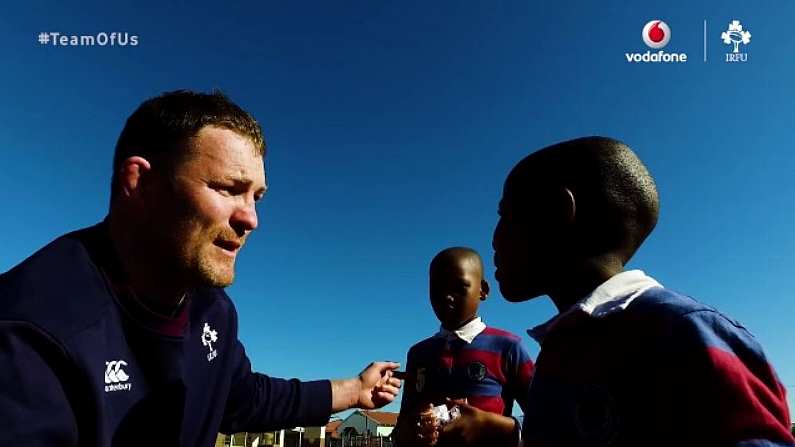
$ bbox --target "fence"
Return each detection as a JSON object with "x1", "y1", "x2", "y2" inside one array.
[{"x1": 326, "y1": 435, "x2": 393, "y2": 447}]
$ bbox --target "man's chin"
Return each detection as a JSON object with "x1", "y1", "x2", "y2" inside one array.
[
  {"x1": 194, "y1": 261, "x2": 235, "y2": 288},
  {"x1": 208, "y1": 275, "x2": 234, "y2": 288}
]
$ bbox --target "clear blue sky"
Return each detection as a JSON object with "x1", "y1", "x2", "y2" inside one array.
[{"x1": 1, "y1": 1, "x2": 793, "y2": 416}]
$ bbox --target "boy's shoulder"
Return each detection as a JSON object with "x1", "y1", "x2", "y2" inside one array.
[
  {"x1": 474, "y1": 326, "x2": 526, "y2": 354},
  {"x1": 407, "y1": 326, "x2": 524, "y2": 351},
  {"x1": 628, "y1": 286, "x2": 742, "y2": 327},
  {"x1": 631, "y1": 286, "x2": 711, "y2": 314},
  {"x1": 480, "y1": 326, "x2": 522, "y2": 341},
  {"x1": 624, "y1": 287, "x2": 754, "y2": 351}
]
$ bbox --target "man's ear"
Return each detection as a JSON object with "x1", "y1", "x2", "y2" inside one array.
[
  {"x1": 480, "y1": 279, "x2": 490, "y2": 301},
  {"x1": 117, "y1": 156, "x2": 152, "y2": 200}
]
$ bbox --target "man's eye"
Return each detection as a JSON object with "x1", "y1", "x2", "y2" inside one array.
[{"x1": 213, "y1": 186, "x2": 233, "y2": 196}]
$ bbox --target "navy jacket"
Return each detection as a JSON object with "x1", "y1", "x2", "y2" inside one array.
[{"x1": 0, "y1": 222, "x2": 331, "y2": 446}]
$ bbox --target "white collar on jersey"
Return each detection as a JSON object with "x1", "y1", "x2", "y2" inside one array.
[
  {"x1": 436, "y1": 316, "x2": 486, "y2": 344},
  {"x1": 528, "y1": 269, "x2": 662, "y2": 343}
]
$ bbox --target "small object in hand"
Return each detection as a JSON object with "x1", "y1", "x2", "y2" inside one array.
[
  {"x1": 392, "y1": 370, "x2": 408, "y2": 380},
  {"x1": 430, "y1": 403, "x2": 461, "y2": 426}
]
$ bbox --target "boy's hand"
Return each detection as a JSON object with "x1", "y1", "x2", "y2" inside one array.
[
  {"x1": 440, "y1": 399, "x2": 518, "y2": 446},
  {"x1": 394, "y1": 404, "x2": 439, "y2": 447},
  {"x1": 415, "y1": 404, "x2": 440, "y2": 446}
]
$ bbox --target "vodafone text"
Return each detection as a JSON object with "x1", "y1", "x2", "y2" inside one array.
[{"x1": 625, "y1": 51, "x2": 688, "y2": 63}]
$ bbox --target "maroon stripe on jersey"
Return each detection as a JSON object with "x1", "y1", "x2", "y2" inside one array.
[
  {"x1": 481, "y1": 326, "x2": 520, "y2": 341},
  {"x1": 704, "y1": 347, "x2": 795, "y2": 443},
  {"x1": 518, "y1": 360, "x2": 535, "y2": 386}
]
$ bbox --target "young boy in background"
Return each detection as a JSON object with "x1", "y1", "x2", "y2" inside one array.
[{"x1": 394, "y1": 247, "x2": 534, "y2": 447}]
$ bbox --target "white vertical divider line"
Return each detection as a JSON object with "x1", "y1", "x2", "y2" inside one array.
[{"x1": 704, "y1": 20, "x2": 708, "y2": 62}]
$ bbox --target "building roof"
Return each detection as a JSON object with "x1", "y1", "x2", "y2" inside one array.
[
  {"x1": 361, "y1": 410, "x2": 398, "y2": 426},
  {"x1": 325, "y1": 419, "x2": 343, "y2": 438}
]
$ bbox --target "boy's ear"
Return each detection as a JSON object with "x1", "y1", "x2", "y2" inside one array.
[
  {"x1": 559, "y1": 186, "x2": 576, "y2": 225},
  {"x1": 480, "y1": 279, "x2": 490, "y2": 301}
]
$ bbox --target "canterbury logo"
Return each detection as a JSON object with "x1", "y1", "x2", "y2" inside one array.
[{"x1": 104, "y1": 360, "x2": 129, "y2": 384}]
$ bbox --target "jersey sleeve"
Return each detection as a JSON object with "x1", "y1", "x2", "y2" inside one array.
[
  {"x1": 394, "y1": 345, "x2": 423, "y2": 447},
  {"x1": 0, "y1": 321, "x2": 79, "y2": 446},
  {"x1": 671, "y1": 310, "x2": 794, "y2": 446},
  {"x1": 399, "y1": 345, "x2": 421, "y2": 414},
  {"x1": 219, "y1": 307, "x2": 331, "y2": 433},
  {"x1": 505, "y1": 337, "x2": 535, "y2": 415}
]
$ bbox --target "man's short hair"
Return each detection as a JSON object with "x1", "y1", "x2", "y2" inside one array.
[
  {"x1": 507, "y1": 136, "x2": 659, "y2": 260},
  {"x1": 110, "y1": 89, "x2": 265, "y2": 204}
]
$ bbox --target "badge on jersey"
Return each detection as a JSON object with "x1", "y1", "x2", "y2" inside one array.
[
  {"x1": 466, "y1": 361, "x2": 486, "y2": 381},
  {"x1": 573, "y1": 385, "x2": 619, "y2": 445}
]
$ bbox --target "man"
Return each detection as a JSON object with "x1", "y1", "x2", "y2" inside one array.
[
  {"x1": 489, "y1": 136, "x2": 794, "y2": 446},
  {"x1": 0, "y1": 90, "x2": 401, "y2": 446}
]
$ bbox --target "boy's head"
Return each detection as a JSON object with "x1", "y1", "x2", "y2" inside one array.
[
  {"x1": 429, "y1": 247, "x2": 490, "y2": 330},
  {"x1": 492, "y1": 136, "x2": 659, "y2": 302}
]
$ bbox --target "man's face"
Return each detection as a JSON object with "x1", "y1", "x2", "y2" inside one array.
[
  {"x1": 492, "y1": 180, "x2": 560, "y2": 302},
  {"x1": 429, "y1": 257, "x2": 486, "y2": 329},
  {"x1": 146, "y1": 125, "x2": 266, "y2": 288}
]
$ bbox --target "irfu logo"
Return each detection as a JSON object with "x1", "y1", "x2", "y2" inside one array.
[
  {"x1": 202, "y1": 322, "x2": 219, "y2": 362},
  {"x1": 722, "y1": 20, "x2": 751, "y2": 62}
]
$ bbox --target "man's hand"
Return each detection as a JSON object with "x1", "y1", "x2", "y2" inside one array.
[
  {"x1": 357, "y1": 361, "x2": 402, "y2": 409},
  {"x1": 331, "y1": 361, "x2": 402, "y2": 412},
  {"x1": 440, "y1": 399, "x2": 517, "y2": 446}
]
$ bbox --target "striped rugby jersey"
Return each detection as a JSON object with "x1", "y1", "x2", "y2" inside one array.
[
  {"x1": 522, "y1": 280, "x2": 794, "y2": 447},
  {"x1": 400, "y1": 322, "x2": 534, "y2": 417}
]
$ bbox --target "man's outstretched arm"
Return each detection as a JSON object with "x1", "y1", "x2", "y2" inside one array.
[{"x1": 221, "y1": 338, "x2": 401, "y2": 434}]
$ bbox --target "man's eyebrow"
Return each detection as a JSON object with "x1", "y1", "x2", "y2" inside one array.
[
  {"x1": 220, "y1": 176, "x2": 268, "y2": 194},
  {"x1": 222, "y1": 175, "x2": 253, "y2": 184},
  {"x1": 221, "y1": 175, "x2": 262, "y2": 187}
]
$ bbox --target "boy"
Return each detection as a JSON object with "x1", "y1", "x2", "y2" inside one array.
[
  {"x1": 491, "y1": 136, "x2": 794, "y2": 446},
  {"x1": 394, "y1": 247, "x2": 534, "y2": 447}
]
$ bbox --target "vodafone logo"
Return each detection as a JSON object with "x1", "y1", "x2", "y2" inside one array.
[
  {"x1": 642, "y1": 20, "x2": 671, "y2": 49},
  {"x1": 625, "y1": 19, "x2": 687, "y2": 63}
]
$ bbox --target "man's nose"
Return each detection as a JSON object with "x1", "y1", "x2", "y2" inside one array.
[{"x1": 231, "y1": 202, "x2": 258, "y2": 235}]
